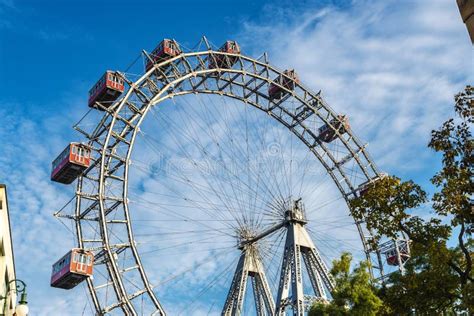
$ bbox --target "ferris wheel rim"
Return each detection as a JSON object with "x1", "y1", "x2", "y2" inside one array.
[{"x1": 73, "y1": 45, "x2": 384, "y2": 315}]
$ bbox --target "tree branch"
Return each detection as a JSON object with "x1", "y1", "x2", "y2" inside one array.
[{"x1": 457, "y1": 220, "x2": 472, "y2": 286}]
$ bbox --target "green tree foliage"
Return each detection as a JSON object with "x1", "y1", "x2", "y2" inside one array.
[
  {"x1": 308, "y1": 253, "x2": 383, "y2": 316},
  {"x1": 429, "y1": 86, "x2": 473, "y2": 289},
  {"x1": 349, "y1": 175, "x2": 449, "y2": 244},
  {"x1": 349, "y1": 86, "x2": 473, "y2": 313},
  {"x1": 382, "y1": 241, "x2": 471, "y2": 314}
]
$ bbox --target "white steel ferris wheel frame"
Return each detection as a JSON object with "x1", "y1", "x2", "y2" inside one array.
[{"x1": 65, "y1": 37, "x2": 385, "y2": 315}]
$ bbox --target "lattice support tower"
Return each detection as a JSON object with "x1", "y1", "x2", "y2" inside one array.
[
  {"x1": 275, "y1": 199, "x2": 335, "y2": 315},
  {"x1": 222, "y1": 233, "x2": 275, "y2": 316}
]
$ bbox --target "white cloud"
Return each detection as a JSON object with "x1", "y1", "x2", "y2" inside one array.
[
  {"x1": 0, "y1": 101, "x2": 92, "y2": 315},
  {"x1": 238, "y1": 0, "x2": 473, "y2": 176}
]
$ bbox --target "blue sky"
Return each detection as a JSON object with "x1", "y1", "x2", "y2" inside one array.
[{"x1": 0, "y1": 0, "x2": 473, "y2": 315}]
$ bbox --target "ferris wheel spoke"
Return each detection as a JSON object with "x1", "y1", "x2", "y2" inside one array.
[
  {"x1": 218, "y1": 99, "x2": 260, "y2": 227},
  {"x1": 306, "y1": 227, "x2": 364, "y2": 260},
  {"x1": 177, "y1": 257, "x2": 237, "y2": 315},
  {"x1": 131, "y1": 153, "x2": 247, "y2": 231},
  {"x1": 139, "y1": 118, "x2": 256, "y2": 222},
  {"x1": 134, "y1": 231, "x2": 233, "y2": 244},
  {"x1": 131, "y1": 158, "x2": 260, "y2": 219},
  {"x1": 296, "y1": 142, "x2": 322, "y2": 198},
  {"x1": 136, "y1": 229, "x2": 235, "y2": 246},
  {"x1": 170, "y1": 93, "x2": 291, "y2": 220},
  {"x1": 140, "y1": 108, "x2": 286, "y2": 227},
  {"x1": 130, "y1": 200, "x2": 237, "y2": 238},
  {"x1": 139, "y1": 245, "x2": 237, "y2": 257},
  {"x1": 227, "y1": 95, "x2": 289, "y2": 214},
  {"x1": 136, "y1": 232, "x2": 234, "y2": 248},
  {"x1": 305, "y1": 195, "x2": 346, "y2": 217},
  {"x1": 152, "y1": 247, "x2": 237, "y2": 289},
  {"x1": 197, "y1": 94, "x2": 251, "y2": 218},
  {"x1": 164, "y1": 108, "x2": 272, "y2": 223},
  {"x1": 130, "y1": 191, "x2": 240, "y2": 234},
  {"x1": 259, "y1": 229, "x2": 287, "y2": 293},
  {"x1": 129, "y1": 188, "x2": 242, "y2": 224}
]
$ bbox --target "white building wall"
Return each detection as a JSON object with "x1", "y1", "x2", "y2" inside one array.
[{"x1": 0, "y1": 185, "x2": 17, "y2": 316}]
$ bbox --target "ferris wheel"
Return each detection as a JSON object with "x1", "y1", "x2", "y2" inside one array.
[{"x1": 50, "y1": 36, "x2": 408, "y2": 315}]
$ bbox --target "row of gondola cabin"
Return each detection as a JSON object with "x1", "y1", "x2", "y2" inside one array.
[
  {"x1": 268, "y1": 69, "x2": 300, "y2": 100},
  {"x1": 146, "y1": 39, "x2": 182, "y2": 71},
  {"x1": 88, "y1": 71, "x2": 125, "y2": 109},
  {"x1": 317, "y1": 115, "x2": 350, "y2": 143},
  {"x1": 209, "y1": 40, "x2": 241, "y2": 69},
  {"x1": 51, "y1": 249, "x2": 94, "y2": 289},
  {"x1": 51, "y1": 143, "x2": 91, "y2": 184}
]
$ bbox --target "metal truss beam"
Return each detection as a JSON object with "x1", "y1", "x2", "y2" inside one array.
[
  {"x1": 222, "y1": 243, "x2": 275, "y2": 316},
  {"x1": 275, "y1": 201, "x2": 334, "y2": 315}
]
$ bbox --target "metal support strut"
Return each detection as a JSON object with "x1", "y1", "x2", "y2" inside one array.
[
  {"x1": 275, "y1": 199, "x2": 335, "y2": 315},
  {"x1": 222, "y1": 232, "x2": 275, "y2": 316}
]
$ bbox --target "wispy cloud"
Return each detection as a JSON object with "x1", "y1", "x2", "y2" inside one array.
[
  {"x1": 0, "y1": 99, "x2": 92, "y2": 315},
  {"x1": 37, "y1": 29, "x2": 70, "y2": 41},
  {"x1": 239, "y1": 0, "x2": 472, "y2": 177},
  {"x1": 0, "y1": 0, "x2": 15, "y2": 10},
  {"x1": 0, "y1": 0, "x2": 15, "y2": 29}
]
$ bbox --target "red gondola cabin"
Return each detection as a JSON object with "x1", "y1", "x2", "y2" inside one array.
[
  {"x1": 51, "y1": 143, "x2": 91, "y2": 184},
  {"x1": 146, "y1": 39, "x2": 182, "y2": 71},
  {"x1": 386, "y1": 247, "x2": 410, "y2": 266},
  {"x1": 51, "y1": 249, "x2": 94, "y2": 289},
  {"x1": 268, "y1": 69, "x2": 300, "y2": 100},
  {"x1": 88, "y1": 71, "x2": 124, "y2": 109},
  {"x1": 209, "y1": 40, "x2": 241, "y2": 69},
  {"x1": 318, "y1": 115, "x2": 350, "y2": 143}
]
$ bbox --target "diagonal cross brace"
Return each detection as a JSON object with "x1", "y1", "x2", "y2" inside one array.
[{"x1": 222, "y1": 243, "x2": 275, "y2": 316}]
